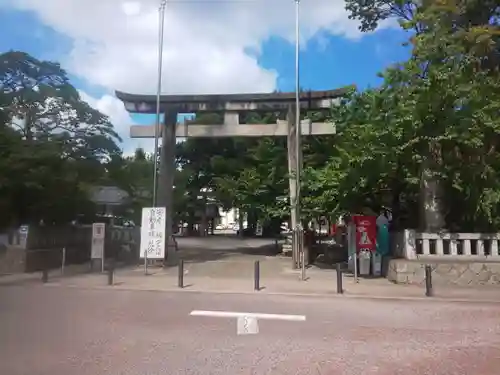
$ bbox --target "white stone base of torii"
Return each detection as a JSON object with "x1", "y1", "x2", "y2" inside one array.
[{"x1": 115, "y1": 89, "x2": 347, "y2": 268}]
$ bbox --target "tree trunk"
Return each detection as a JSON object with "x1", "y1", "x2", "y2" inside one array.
[
  {"x1": 200, "y1": 194, "x2": 208, "y2": 237},
  {"x1": 419, "y1": 161, "x2": 445, "y2": 232},
  {"x1": 390, "y1": 163, "x2": 404, "y2": 231},
  {"x1": 238, "y1": 209, "x2": 244, "y2": 238},
  {"x1": 247, "y1": 209, "x2": 258, "y2": 236},
  {"x1": 262, "y1": 217, "x2": 281, "y2": 237}
]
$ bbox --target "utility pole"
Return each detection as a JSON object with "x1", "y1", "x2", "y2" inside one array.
[
  {"x1": 294, "y1": 0, "x2": 305, "y2": 280},
  {"x1": 152, "y1": 0, "x2": 167, "y2": 207}
]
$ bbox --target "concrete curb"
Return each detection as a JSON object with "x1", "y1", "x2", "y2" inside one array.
[{"x1": 39, "y1": 282, "x2": 500, "y2": 305}]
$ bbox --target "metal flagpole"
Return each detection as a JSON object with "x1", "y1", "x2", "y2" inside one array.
[
  {"x1": 152, "y1": 0, "x2": 167, "y2": 208},
  {"x1": 148, "y1": 0, "x2": 167, "y2": 274},
  {"x1": 294, "y1": 0, "x2": 305, "y2": 281}
]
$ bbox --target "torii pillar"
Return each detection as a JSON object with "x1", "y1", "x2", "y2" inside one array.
[{"x1": 157, "y1": 109, "x2": 178, "y2": 265}]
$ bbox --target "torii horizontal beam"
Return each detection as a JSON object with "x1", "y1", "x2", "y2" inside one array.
[
  {"x1": 115, "y1": 87, "x2": 350, "y2": 113},
  {"x1": 130, "y1": 120, "x2": 336, "y2": 138}
]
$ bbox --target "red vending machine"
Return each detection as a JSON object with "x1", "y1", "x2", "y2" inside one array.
[{"x1": 352, "y1": 215, "x2": 377, "y2": 276}]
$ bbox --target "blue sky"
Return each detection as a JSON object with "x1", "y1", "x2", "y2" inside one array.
[
  {"x1": 259, "y1": 30, "x2": 410, "y2": 92},
  {"x1": 0, "y1": 1, "x2": 411, "y2": 152}
]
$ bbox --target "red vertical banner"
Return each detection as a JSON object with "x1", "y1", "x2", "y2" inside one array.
[{"x1": 352, "y1": 215, "x2": 376, "y2": 252}]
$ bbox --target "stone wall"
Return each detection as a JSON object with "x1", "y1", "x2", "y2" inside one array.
[
  {"x1": 24, "y1": 226, "x2": 92, "y2": 251},
  {"x1": 0, "y1": 225, "x2": 140, "y2": 274},
  {"x1": 0, "y1": 245, "x2": 26, "y2": 274},
  {"x1": 387, "y1": 258, "x2": 500, "y2": 286}
]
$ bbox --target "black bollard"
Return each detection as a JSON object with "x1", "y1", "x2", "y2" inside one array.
[
  {"x1": 254, "y1": 260, "x2": 260, "y2": 291},
  {"x1": 107, "y1": 261, "x2": 114, "y2": 286},
  {"x1": 425, "y1": 265, "x2": 433, "y2": 297},
  {"x1": 178, "y1": 260, "x2": 184, "y2": 288},
  {"x1": 336, "y1": 263, "x2": 343, "y2": 294}
]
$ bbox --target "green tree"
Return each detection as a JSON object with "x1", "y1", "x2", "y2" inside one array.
[
  {"x1": 0, "y1": 51, "x2": 122, "y2": 226},
  {"x1": 403, "y1": 1, "x2": 500, "y2": 230},
  {"x1": 320, "y1": 0, "x2": 500, "y2": 231},
  {"x1": 1, "y1": 51, "x2": 121, "y2": 160},
  {"x1": 101, "y1": 148, "x2": 155, "y2": 223},
  {"x1": 344, "y1": 0, "x2": 498, "y2": 34},
  {"x1": 345, "y1": 0, "x2": 420, "y2": 33}
]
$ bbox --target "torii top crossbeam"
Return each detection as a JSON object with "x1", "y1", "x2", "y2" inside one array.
[{"x1": 115, "y1": 87, "x2": 351, "y2": 114}]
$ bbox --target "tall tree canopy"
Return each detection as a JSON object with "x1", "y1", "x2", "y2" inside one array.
[{"x1": 0, "y1": 51, "x2": 121, "y2": 227}]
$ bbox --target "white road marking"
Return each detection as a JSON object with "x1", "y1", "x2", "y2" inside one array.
[
  {"x1": 190, "y1": 310, "x2": 306, "y2": 321},
  {"x1": 237, "y1": 316, "x2": 259, "y2": 335}
]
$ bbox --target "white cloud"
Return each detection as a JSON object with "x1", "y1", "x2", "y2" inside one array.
[
  {"x1": 79, "y1": 91, "x2": 154, "y2": 155},
  {"x1": 6, "y1": 0, "x2": 370, "y2": 95},
  {"x1": 3, "y1": 0, "x2": 392, "y2": 153},
  {"x1": 121, "y1": 1, "x2": 142, "y2": 16}
]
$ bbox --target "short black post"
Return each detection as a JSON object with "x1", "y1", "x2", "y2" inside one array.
[
  {"x1": 178, "y1": 259, "x2": 184, "y2": 288},
  {"x1": 42, "y1": 267, "x2": 49, "y2": 284},
  {"x1": 107, "y1": 260, "x2": 114, "y2": 286},
  {"x1": 254, "y1": 260, "x2": 260, "y2": 291},
  {"x1": 336, "y1": 263, "x2": 343, "y2": 294},
  {"x1": 425, "y1": 265, "x2": 433, "y2": 297}
]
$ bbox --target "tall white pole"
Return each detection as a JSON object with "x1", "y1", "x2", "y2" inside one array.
[
  {"x1": 149, "y1": 0, "x2": 167, "y2": 273},
  {"x1": 294, "y1": 0, "x2": 304, "y2": 279},
  {"x1": 152, "y1": 0, "x2": 167, "y2": 207},
  {"x1": 295, "y1": 0, "x2": 300, "y2": 125}
]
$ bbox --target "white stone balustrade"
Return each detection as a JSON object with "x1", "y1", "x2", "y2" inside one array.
[{"x1": 396, "y1": 230, "x2": 500, "y2": 261}]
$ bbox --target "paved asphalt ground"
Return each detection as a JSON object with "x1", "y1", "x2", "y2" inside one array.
[{"x1": 1, "y1": 285, "x2": 499, "y2": 375}]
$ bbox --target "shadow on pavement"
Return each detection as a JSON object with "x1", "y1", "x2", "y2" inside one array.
[
  {"x1": 0, "y1": 274, "x2": 42, "y2": 287},
  {"x1": 0, "y1": 261, "x2": 135, "y2": 287},
  {"x1": 175, "y1": 236, "x2": 283, "y2": 264}
]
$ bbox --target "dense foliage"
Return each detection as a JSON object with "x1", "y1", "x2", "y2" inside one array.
[
  {"x1": 0, "y1": 51, "x2": 121, "y2": 227},
  {"x1": 335, "y1": 0, "x2": 500, "y2": 231}
]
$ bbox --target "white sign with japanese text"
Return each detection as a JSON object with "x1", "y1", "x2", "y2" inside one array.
[
  {"x1": 140, "y1": 207, "x2": 166, "y2": 259},
  {"x1": 92, "y1": 223, "x2": 105, "y2": 240},
  {"x1": 91, "y1": 223, "x2": 105, "y2": 259}
]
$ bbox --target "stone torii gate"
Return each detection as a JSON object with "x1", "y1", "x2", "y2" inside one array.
[{"x1": 115, "y1": 88, "x2": 347, "y2": 267}]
